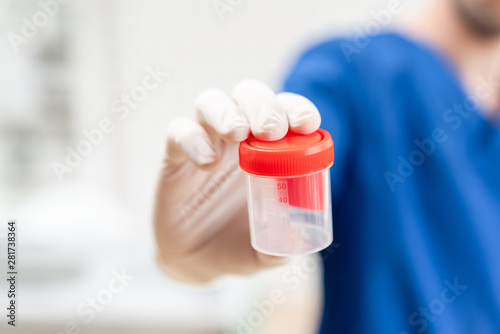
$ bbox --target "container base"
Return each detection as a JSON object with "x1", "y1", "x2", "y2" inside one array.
[{"x1": 251, "y1": 226, "x2": 333, "y2": 257}]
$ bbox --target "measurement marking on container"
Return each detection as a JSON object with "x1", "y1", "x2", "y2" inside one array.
[{"x1": 267, "y1": 211, "x2": 276, "y2": 215}]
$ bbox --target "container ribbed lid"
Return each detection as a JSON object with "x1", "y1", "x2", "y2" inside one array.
[{"x1": 239, "y1": 129, "x2": 334, "y2": 177}]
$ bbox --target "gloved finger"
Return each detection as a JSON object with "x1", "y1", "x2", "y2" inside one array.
[
  {"x1": 276, "y1": 92, "x2": 321, "y2": 134},
  {"x1": 195, "y1": 89, "x2": 250, "y2": 144},
  {"x1": 231, "y1": 79, "x2": 288, "y2": 141},
  {"x1": 165, "y1": 117, "x2": 218, "y2": 170}
]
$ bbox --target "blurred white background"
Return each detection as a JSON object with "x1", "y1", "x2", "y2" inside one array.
[{"x1": 0, "y1": 1, "x2": 422, "y2": 333}]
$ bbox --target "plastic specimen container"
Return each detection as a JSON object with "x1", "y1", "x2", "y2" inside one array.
[{"x1": 239, "y1": 129, "x2": 335, "y2": 256}]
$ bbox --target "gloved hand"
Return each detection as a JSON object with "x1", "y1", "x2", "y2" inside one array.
[{"x1": 154, "y1": 79, "x2": 321, "y2": 284}]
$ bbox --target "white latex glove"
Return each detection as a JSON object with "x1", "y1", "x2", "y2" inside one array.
[{"x1": 154, "y1": 79, "x2": 321, "y2": 284}]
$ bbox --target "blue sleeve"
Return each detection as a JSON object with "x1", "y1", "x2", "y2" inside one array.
[{"x1": 283, "y1": 42, "x2": 358, "y2": 202}]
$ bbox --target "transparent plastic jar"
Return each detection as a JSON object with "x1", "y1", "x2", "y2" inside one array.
[{"x1": 239, "y1": 129, "x2": 335, "y2": 256}]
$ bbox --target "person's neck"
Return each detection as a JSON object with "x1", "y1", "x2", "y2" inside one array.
[{"x1": 407, "y1": 1, "x2": 500, "y2": 119}]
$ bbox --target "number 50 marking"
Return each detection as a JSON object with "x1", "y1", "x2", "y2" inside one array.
[{"x1": 277, "y1": 183, "x2": 286, "y2": 190}]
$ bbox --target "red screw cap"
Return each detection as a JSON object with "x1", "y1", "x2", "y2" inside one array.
[{"x1": 239, "y1": 129, "x2": 334, "y2": 177}]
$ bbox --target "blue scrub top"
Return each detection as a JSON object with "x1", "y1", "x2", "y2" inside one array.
[{"x1": 284, "y1": 32, "x2": 500, "y2": 334}]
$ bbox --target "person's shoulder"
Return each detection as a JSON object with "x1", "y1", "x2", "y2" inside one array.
[
  {"x1": 284, "y1": 31, "x2": 441, "y2": 100},
  {"x1": 297, "y1": 32, "x2": 430, "y2": 78},
  {"x1": 286, "y1": 36, "x2": 357, "y2": 89}
]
